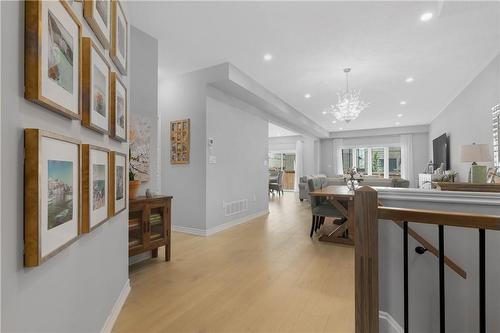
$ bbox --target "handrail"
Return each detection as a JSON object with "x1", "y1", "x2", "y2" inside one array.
[
  {"x1": 378, "y1": 206, "x2": 500, "y2": 230},
  {"x1": 391, "y1": 220, "x2": 467, "y2": 279}
]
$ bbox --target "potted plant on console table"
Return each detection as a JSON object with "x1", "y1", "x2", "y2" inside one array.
[{"x1": 129, "y1": 169, "x2": 141, "y2": 200}]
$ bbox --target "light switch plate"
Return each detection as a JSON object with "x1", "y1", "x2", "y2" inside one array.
[{"x1": 208, "y1": 156, "x2": 217, "y2": 164}]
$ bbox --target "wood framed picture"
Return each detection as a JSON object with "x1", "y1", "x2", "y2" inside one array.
[
  {"x1": 109, "y1": 151, "x2": 127, "y2": 216},
  {"x1": 110, "y1": 0, "x2": 128, "y2": 75},
  {"x1": 82, "y1": 37, "x2": 110, "y2": 134},
  {"x1": 110, "y1": 72, "x2": 127, "y2": 141},
  {"x1": 24, "y1": 129, "x2": 81, "y2": 267},
  {"x1": 83, "y1": 0, "x2": 112, "y2": 49},
  {"x1": 170, "y1": 119, "x2": 190, "y2": 164},
  {"x1": 25, "y1": 0, "x2": 82, "y2": 119},
  {"x1": 82, "y1": 144, "x2": 110, "y2": 232}
]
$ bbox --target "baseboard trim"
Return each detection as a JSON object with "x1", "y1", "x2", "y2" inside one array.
[
  {"x1": 206, "y1": 209, "x2": 269, "y2": 236},
  {"x1": 101, "y1": 279, "x2": 130, "y2": 333},
  {"x1": 379, "y1": 311, "x2": 403, "y2": 333},
  {"x1": 172, "y1": 209, "x2": 270, "y2": 237}
]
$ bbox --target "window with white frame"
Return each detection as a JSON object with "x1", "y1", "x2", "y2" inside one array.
[{"x1": 340, "y1": 146, "x2": 401, "y2": 178}]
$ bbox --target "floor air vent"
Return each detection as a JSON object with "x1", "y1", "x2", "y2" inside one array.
[{"x1": 223, "y1": 199, "x2": 248, "y2": 216}]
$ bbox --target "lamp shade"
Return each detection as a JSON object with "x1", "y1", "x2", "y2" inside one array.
[{"x1": 460, "y1": 144, "x2": 491, "y2": 162}]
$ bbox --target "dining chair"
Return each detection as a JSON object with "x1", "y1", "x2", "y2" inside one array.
[
  {"x1": 307, "y1": 178, "x2": 345, "y2": 237},
  {"x1": 269, "y1": 170, "x2": 284, "y2": 196}
]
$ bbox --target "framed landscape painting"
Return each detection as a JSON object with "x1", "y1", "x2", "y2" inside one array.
[
  {"x1": 109, "y1": 151, "x2": 127, "y2": 216},
  {"x1": 24, "y1": 129, "x2": 81, "y2": 267},
  {"x1": 84, "y1": 0, "x2": 112, "y2": 49},
  {"x1": 25, "y1": 0, "x2": 81, "y2": 119},
  {"x1": 110, "y1": 0, "x2": 128, "y2": 75},
  {"x1": 82, "y1": 37, "x2": 110, "y2": 134},
  {"x1": 82, "y1": 145, "x2": 110, "y2": 232},
  {"x1": 110, "y1": 72, "x2": 127, "y2": 141}
]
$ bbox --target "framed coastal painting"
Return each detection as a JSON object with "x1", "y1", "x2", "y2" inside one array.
[
  {"x1": 110, "y1": 72, "x2": 127, "y2": 141},
  {"x1": 24, "y1": 129, "x2": 81, "y2": 267},
  {"x1": 25, "y1": 0, "x2": 81, "y2": 119},
  {"x1": 82, "y1": 145, "x2": 110, "y2": 232},
  {"x1": 170, "y1": 119, "x2": 190, "y2": 164},
  {"x1": 110, "y1": 0, "x2": 128, "y2": 75},
  {"x1": 82, "y1": 37, "x2": 110, "y2": 134},
  {"x1": 83, "y1": 0, "x2": 112, "y2": 49},
  {"x1": 109, "y1": 151, "x2": 127, "y2": 215}
]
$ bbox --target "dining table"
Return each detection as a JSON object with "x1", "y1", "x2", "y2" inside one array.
[{"x1": 308, "y1": 185, "x2": 356, "y2": 245}]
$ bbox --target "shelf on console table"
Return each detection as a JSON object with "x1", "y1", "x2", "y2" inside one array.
[
  {"x1": 433, "y1": 182, "x2": 500, "y2": 193},
  {"x1": 129, "y1": 195, "x2": 173, "y2": 261}
]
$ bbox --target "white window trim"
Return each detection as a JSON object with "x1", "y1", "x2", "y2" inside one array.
[{"x1": 338, "y1": 144, "x2": 402, "y2": 179}]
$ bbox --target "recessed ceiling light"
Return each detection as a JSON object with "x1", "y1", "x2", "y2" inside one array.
[
  {"x1": 405, "y1": 77, "x2": 414, "y2": 83},
  {"x1": 332, "y1": 120, "x2": 337, "y2": 124},
  {"x1": 397, "y1": 113, "x2": 403, "y2": 117},
  {"x1": 304, "y1": 93, "x2": 311, "y2": 99},
  {"x1": 339, "y1": 127, "x2": 343, "y2": 130},
  {"x1": 420, "y1": 12, "x2": 433, "y2": 22},
  {"x1": 263, "y1": 53, "x2": 273, "y2": 61},
  {"x1": 322, "y1": 111, "x2": 327, "y2": 115},
  {"x1": 395, "y1": 122, "x2": 401, "y2": 126},
  {"x1": 400, "y1": 101, "x2": 407, "y2": 105}
]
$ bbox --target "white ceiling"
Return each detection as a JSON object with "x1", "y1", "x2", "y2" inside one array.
[
  {"x1": 129, "y1": 1, "x2": 500, "y2": 133},
  {"x1": 268, "y1": 123, "x2": 298, "y2": 138}
]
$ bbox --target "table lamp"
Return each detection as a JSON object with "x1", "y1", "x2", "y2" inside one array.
[{"x1": 460, "y1": 143, "x2": 491, "y2": 183}]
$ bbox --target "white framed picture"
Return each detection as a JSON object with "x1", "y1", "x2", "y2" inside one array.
[
  {"x1": 82, "y1": 37, "x2": 110, "y2": 134},
  {"x1": 110, "y1": 72, "x2": 127, "y2": 141},
  {"x1": 82, "y1": 144, "x2": 110, "y2": 232},
  {"x1": 24, "y1": 129, "x2": 81, "y2": 267},
  {"x1": 84, "y1": 0, "x2": 112, "y2": 49},
  {"x1": 25, "y1": 0, "x2": 81, "y2": 119},
  {"x1": 110, "y1": 0, "x2": 128, "y2": 75}
]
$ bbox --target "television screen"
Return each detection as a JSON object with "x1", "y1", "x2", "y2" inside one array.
[{"x1": 433, "y1": 133, "x2": 449, "y2": 170}]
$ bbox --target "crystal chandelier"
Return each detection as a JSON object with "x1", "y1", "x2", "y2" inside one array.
[{"x1": 326, "y1": 68, "x2": 369, "y2": 123}]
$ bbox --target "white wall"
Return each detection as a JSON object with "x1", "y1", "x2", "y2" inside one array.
[
  {"x1": 1, "y1": 2, "x2": 128, "y2": 331},
  {"x1": 130, "y1": 26, "x2": 159, "y2": 194},
  {"x1": 206, "y1": 92, "x2": 269, "y2": 230},
  {"x1": 429, "y1": 54, "x2": 500, "y2": 182}
]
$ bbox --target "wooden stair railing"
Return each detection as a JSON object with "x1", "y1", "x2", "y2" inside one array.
[{"x1": 354, "y1": 186, "x2": 500, "y2": 333}]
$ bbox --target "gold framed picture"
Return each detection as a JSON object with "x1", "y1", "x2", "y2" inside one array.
[
  {"x1": 83, "y1": 0, "x2": 112, "y2": 49},
  {"x1": 110, "y1": 72, "x2": 127, "y2": 141},
  {"x1": 109, "y1": 151, "x2": 127, "y2": 216},
  {"x1": 170, "y1": 119, "x2": 190, "y2": 164},
  {"x1": 25, "y1": 0, "x2": 82, "y2": 119},
  {"x1": 82, "y1": 37, "x2": 110, "y2": 134},
  {"x1": 24, "y1": 129, "x2": 81, "y2": 267},
  {"x1": 110, "y1": 0, "x2": 128, "y2": 75},
  {"x1": 82, "y1": 144, "x2": 110, "y2": 233}
]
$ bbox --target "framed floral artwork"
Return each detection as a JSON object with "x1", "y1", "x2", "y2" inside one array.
[
  {"x1": 110, "y1": 0, "x2": 128, "y2": 75},
  {"x1": 82, "y1": 144, "x2": 110, "y2": 232},
  {"x1": 110, "y1": 72, "x2": 127, "y2": 141},
  {"x1": 109, "y1": 151, "x2": 127, "y2": 215},
  {"x1": 83, "y1": 0, "x2": 112, "y2": 49},
  {"x1": 24, "y1": 129, "x2": 81, "y2": 267},
  {"x1": 25, "y1": 0, "x2": 81, "y2": 119},
  {"x1": 82, "y1": 37, "x2": 110, "y2": 134}
]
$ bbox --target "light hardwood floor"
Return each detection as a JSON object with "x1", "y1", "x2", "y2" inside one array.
[{"x1": 113, "y1": 192, "x2": 354, "y2": 333}]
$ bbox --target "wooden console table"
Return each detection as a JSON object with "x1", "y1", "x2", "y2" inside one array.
[
  {"x1": 129, "y1": 196, "x2": 172, "y2": 261},
  {"x1": 433, "y1": 182, "x2": 500, "y2": 193}
]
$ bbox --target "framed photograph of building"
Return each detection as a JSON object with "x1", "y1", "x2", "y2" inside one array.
[
  {"x1": 82, "y1": 37, "x2": 110, "y2": 134},
  {"x1": 110, "y1": 0, "x2": 128, "y2": 75},
  {"x1": 170, "y1": 119, "x2": 190, "y2": 164},
  {"x1": 110, "y1": 72, "x2": 127, "y2": 141},
  {"x1": 83, "y1": 0, "x2": 112, "y2": 49},
  {"x1": 24, "y1": 129, "x2": 81, "y2": 267},
  {"x1": 25, "y1": 0, "x2": 81, "y2": 119},
  {"x1": 82, "y1": 145, "x2": 110, "y2": 232},
  {"x1": 109, "y1": 151, "x2": 127, "y2": 215}
]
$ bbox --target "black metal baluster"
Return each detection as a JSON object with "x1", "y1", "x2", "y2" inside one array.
[
  {"x1": 479, "y1": 229, "x2": 486, "y2": 333},
  {"x1": 403, "y1": 221, "x2": 409, "y2": 332},
  {"x1": 439, "y1": 225, "x2": 445, "y2": 333}
]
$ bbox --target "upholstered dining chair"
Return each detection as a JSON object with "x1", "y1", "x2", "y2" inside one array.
[
  {"x1": 269, "y1": 170, "x2": 284, "y2": 196},
  {"x1": 307, "y1": 178, "x2": 345, "y2": 238}
]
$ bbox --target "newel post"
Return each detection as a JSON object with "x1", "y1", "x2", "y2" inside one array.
[{"x1": 354, "y1": 186, "x2": 379, "y2": 333}]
